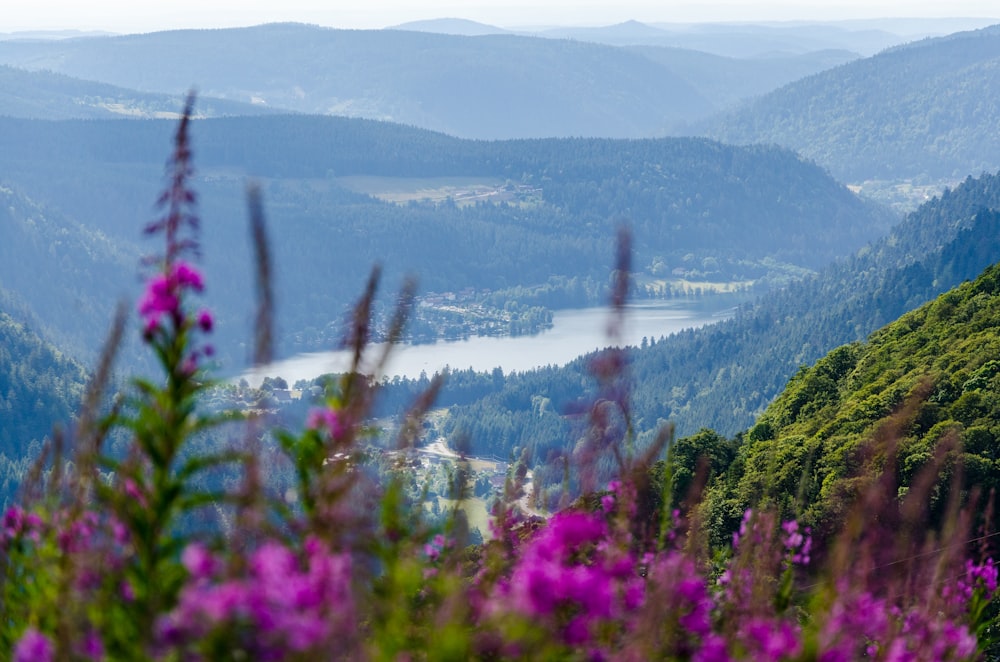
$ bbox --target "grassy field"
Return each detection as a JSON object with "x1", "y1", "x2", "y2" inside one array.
[
  {"x1": 336, "y1": 175, "x2": 506, "y2": 205},
  {"x1": 429, "y1": 496, "x2": 493, "y2": 540}
]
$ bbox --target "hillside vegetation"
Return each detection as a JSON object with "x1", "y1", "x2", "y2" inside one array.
[{"x1": 704, "y1": 259, "x2": 1000, "y2": 542}]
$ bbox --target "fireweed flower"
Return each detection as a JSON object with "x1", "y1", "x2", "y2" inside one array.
[
  {"x1": 954, "y1": 558, "x2": 999, "y2": 603},
  {"x1": 732, "y1": 509, "x2": 754, "y2": 549},
  {"x1": 13, "y1": 627, "x2": 54, "y2": 662},
  {"x1": 137, "y1": 260, "x2": 209, "y2": 337},
  {"x1": 196, "y1": 308, "x2": 213, "y2": 332},
  {"x1": 181, "y1": 542, "x2": 217, "y2": 581},
  {"x1": 158, "y1": 537, "x2": 354, "y2": 657},
  {"x1": 306, "y1": 407, "x2": 345, "y2": 440},
  {"x1": 740, "y1": 618, "x2": 801, "y2": 660},
  {"x1": 781, "y1": 520, "x2": 812, "y2": 566},
  {"x1": 78, "y1": 630, "x2": 105, "y2": 660},
  {"x1": 494, "y1": 511, "x2": 644, "y2": 647}
]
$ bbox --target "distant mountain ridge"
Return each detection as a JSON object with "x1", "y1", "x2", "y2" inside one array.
[
  {"x1": 0, "y1": 24, "x2": 712, "y2": 138},
  {"x1": 535, "y1": 20, "x2": 943, "y2": 57},
  {"x1": 0, "y1": 64, "x2": 277, "y2": 120},
  {"x1": 0, "y1": 22, "x2": 875, "y2": 138}
]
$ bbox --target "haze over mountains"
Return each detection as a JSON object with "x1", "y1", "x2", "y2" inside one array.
[
  {"x1": 394, "y1": 17, "x2": 993, "y2": 56},
  {"x1": 0, "y1": 19, "x2": 998, "y2": 190}
]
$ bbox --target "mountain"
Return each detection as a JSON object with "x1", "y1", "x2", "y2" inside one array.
[
  {"x1": 439, "y1": 171, "x2": 1000, "y2": 470},
  {"x1": 0, "y1": 65, "x2": 277, "y2": 120},
  {"x1": 704, "y1": 257, "x2": 1000, "y2": 541},
  {"x1": 0, "y1": 23, "x2": 714, "y2": 138},
  {"x1": 0, "y1": 114, "x2": 890, "y2": 373},
  {"x1": 389, "y1": 19, "x2": 509, "y2": 36},
  {"x1": 706, "y1": 25, "x2": 1000, "y2": 184}
]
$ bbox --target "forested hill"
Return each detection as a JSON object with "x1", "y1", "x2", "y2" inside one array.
[
  {"x1": 440, "y1": 171, "x2": 1000, "y2": 464},
  {"x1": 0, "y1": 115, "x2": 890, "y2": 368},
  {"x1": 704, "y1": 258, "x2": 1000, "y2": 541},
  {"x1": 706, "y1": 24, "x2": 1000, "y2": 183}
]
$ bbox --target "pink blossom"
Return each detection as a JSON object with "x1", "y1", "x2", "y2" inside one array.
[{"x1": 78, "y1": 630, "x2": 104, "y2": 660}]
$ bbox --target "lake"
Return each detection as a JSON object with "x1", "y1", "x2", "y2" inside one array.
[{"x1": 242, "y1": 299, "x2": 736, "y2": 386}]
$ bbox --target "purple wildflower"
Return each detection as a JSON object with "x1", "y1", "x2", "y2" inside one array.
[
  {"x1": 197, "y1": 308, "x2": 213, "y2": 332},
  {"x1": 137, "y1": 261, "x2": 208, "y2": 337},
  {"x1": 158, "y1": 537, "x2": 354, "y2": 657},
  {"x1": 742, "y1": 618, "x2": 802, "y2": 660},
  {"x1": 306, "y1": 407, "x2": 345, "y2": 439},
  {"x1": 182, "y1": 543, "x2": 217, "y2": 581},
  {"x1": 78, "y1": 630, "x2": 104, "y2": 660},
  {"x1": 781, "y1": 520, "x2": 812, "y2": 566},
  {"x1": 14, "y1": 628, "x2": 53, "y2": 662},
  {"x1": 172, "y1": 261, "x2": 204, "y2": 291}
]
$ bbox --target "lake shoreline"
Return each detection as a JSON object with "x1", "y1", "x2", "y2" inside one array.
[{"x1": 239, "y1": 299, "x2": 740, "y2": 387}]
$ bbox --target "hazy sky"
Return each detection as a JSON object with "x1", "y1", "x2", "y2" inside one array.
[{"x1": 4, "y1": 1, "x2": 1000, "y2": 33}]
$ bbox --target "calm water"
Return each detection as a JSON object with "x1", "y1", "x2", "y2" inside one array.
[{"x1": 242, "y1": 299, "x2": 735, "y2": 386}]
